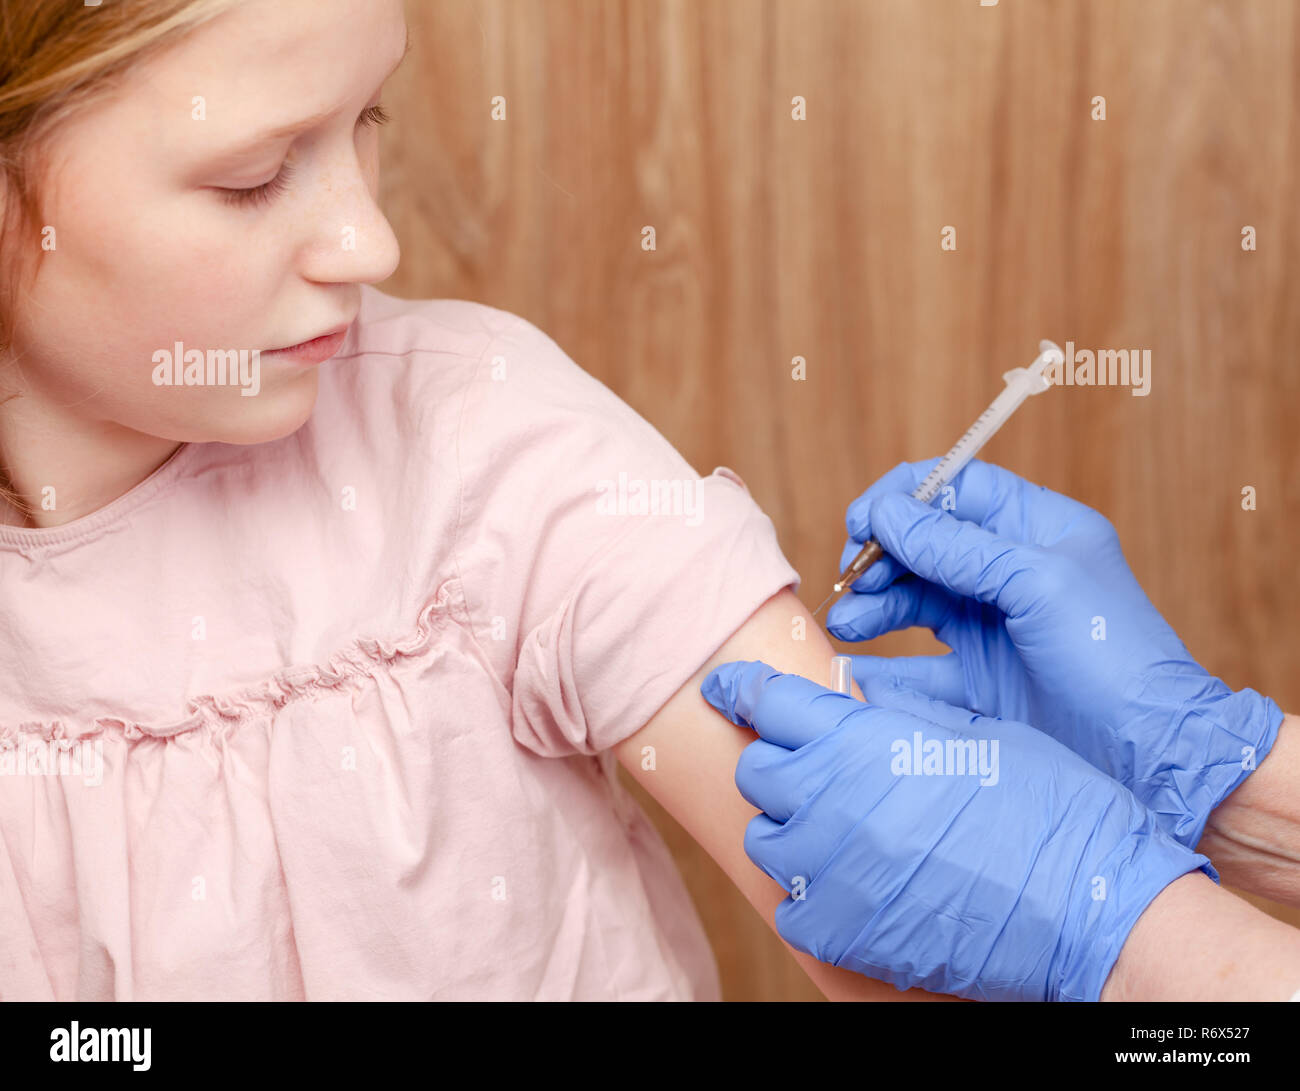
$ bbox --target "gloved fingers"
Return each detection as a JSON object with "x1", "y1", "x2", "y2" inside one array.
[
  {"x1": 742, "y1": 811, "x2": 802, "y2": 891},
  {"x1": 838, "y1": 534, "x2": 907, "y2": 593},
  {"x1": 845, "y1": 457, "x2": 942, "y2": 536},
  {"x1": 772, "y1": 834, "x2": 896, "y2": 976},
  {"x1": 937, "y1": 458, "x2": 1065, "y2": 538},
  {"x1": 867, "y1": 491, "x2": 1051, "y2": 617},
  {"x1": 825, "y1": 575, "x2": 955, "y2": 640},
  {"x1": 734, "y1": 737, "x2": 803, "y2": 817},
  {"x1": 747, "y1": 767, "x2": 892, "y2": 900},
  {"x1": 701, "y1": 659, "x2": 861, "y2": 749},
  {"x1": 849, "y1": 653, "x2": 967, "y2": 707},
  {"x1": 735, "y1": 720, "x2": 888, "y2": 822},
  {"x1": 842, "y1": 458, "x2": 943, "y2": 594},
  {"x1": 847, "y1": 458, "x2": 1084, "y2": 554},
  {"x1": 856, "y1": 672, "x2": 983, "y2": 734}
]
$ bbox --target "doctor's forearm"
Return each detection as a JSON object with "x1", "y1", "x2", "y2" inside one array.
[
  {"x1": 1196, "y1": 713, "x2": 1300, "y2": 908},
  {"x1": 1100, "y1": 871, "x2": 1300, "y2": 1000}
]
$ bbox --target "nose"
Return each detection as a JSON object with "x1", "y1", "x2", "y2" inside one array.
[{"x1": 298, "y1": 149, "x2": 401, "y2": 286}]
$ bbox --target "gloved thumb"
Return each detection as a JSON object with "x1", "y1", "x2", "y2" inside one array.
[
  {"x1": 700, "y1": 659, "x2": 771, "y2": 730},
  {"x1": 702, "y1": 659, "x2": 860, "y2": 748}
]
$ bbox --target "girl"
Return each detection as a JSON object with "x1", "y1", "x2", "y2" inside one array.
[{"x1": 0, "y1": 0, "x2": 935, "y2": 1001}]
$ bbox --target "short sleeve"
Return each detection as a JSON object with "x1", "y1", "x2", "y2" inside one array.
[{"x1": 452, "y1": 312, "x2": 800, "y2": 758}]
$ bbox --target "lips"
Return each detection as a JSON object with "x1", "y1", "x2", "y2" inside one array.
[
  {"x1": 273, "y1": 330, "x2": 342, "y2": 353},
  {"x1": 261, "y1": 324, "x2": 351, "y2": 366},
  {"x1": 267, "y1": 322, "x2": 352, "y2": 353}
]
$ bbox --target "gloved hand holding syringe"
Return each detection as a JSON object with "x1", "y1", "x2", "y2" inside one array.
[
  {"x1": 706, "y1": 335, "x2": 1290, "y2": 1001},
  {"x1": 810, "y1": 339, "x2": 1064, "y2": 619}
]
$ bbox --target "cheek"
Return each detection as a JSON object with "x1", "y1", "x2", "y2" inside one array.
[
  {"x1": 34, "y1": 184, "x2": 265, "y2": 346},
  {"x1": 76, "y1": 170, "x2": 283, "y2": 313},
  {"x1": 133, "y1": 211, "x2": 279, "y2": 321},
  {"x1": 13, "y1": 198, "x2": 317, "y2": 446}
]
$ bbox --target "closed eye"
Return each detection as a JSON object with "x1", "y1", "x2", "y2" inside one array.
[
  {"x1": 216, "y1": 102, "x2": 391, "y2": 209},
  {"x1": 218, "y1": 159, "x2": 297, "y2": 208}
]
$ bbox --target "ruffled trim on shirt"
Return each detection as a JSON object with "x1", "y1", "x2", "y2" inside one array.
[{"x1": 0, "y1": 579, "x2": 464, "y2": 747}]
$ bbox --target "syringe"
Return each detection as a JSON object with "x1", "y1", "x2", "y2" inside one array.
[{"x1": 811, "y1": 339, "x2": 1063, "y2": 619}]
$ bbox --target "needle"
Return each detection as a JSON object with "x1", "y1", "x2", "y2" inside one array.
[
  {"x1": 812, "y1": 540, "x2": 887, "y2": 618},
  {"x1": 808, "y1": 340, "x2": 1062, "y2": 625}
]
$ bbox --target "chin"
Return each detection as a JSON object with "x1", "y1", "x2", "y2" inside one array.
[{"x1": 201, "y1": 370, "x2": 322, "y2": 445}]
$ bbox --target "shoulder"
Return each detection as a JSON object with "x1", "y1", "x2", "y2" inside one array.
[
  {"x1": 331, "y1": 288, "x2": 686, "y2": 479},
  {"x1": 342, "y1": 287, "x2": 528, "y2": 359},
  {"x1": 336, "y1": 286, "x2": 586, "y2": 383},
  {"x1": 320, "y1": 286, "x2": 605, "y2": 431},
  {"x1": 326, "y1": 287, "x2": 523, "y2": 401}
]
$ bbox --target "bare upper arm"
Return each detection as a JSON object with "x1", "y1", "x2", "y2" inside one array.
[{"x1": 611, "y1": 587, "x2": 956, "y2": 1002}]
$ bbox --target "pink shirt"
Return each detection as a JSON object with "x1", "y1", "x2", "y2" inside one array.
[{"x1": 0, "y1": 287, "x2": 800, "y2": 1000}]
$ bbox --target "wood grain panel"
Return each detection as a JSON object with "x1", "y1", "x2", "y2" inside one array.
[{"x1": 382, "y1": 0, "x2": 1300, "y2": 999}]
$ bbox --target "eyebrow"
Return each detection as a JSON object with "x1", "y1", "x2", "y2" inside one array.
[{"x1": 206, "y1": 26, "x2": 411, "y2": 163}]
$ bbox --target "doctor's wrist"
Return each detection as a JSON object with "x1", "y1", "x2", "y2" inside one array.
[
  {"x1": 1100, "y1": 869, "x2": 1300, "y2": 1001},
  {"x1": 1144, "y1": 688, "x2": 1285, "y2": 850},
  {"x1": 1198, "y1": 711, "x2": 1300, "y2": 907}
]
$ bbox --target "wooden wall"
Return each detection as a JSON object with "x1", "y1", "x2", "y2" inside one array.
[{"x1": 382, "y1": 0, "x2": 1300, "y2": 999}]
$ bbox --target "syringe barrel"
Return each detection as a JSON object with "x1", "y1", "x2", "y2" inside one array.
[{"x1": 913, "y1": 384, "x2": 1034, "y2": 502}]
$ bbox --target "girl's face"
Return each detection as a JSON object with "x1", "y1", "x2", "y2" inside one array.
[{"x1": 5, "y1": 0, "x2": 406, "y2": 448}]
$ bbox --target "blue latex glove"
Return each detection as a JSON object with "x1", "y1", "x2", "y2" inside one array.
[
  {"x1": 825, "y1": 457, "x2": 1283, "y2": 850},
  {"x1": 701, "y1": 659, "x2": 1216, "y2": 1002}
]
